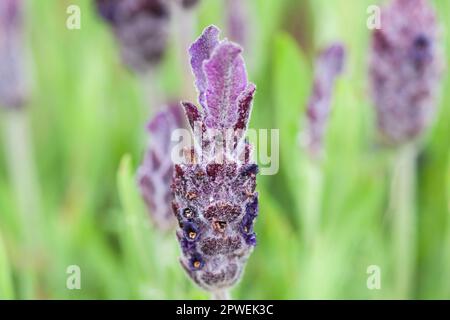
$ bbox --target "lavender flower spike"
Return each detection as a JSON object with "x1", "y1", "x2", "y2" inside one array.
[
  {"x1": 303, "y1": 43, "x2": 346, "y2": 157},
  {"x1": 171, "y1": 25, "x2": 258, "y2": 293},
  {"x1": 95, "y1": 0, "x2": 170, "y2": 73},
  {"x1": 0, "y1": 0, "x2": 28, "y2": 110},
  {"x1": 138, "y1": 104, "x2": 183, "y2": 232},
  {"x1": 369, "y1": 0, "x2": 444, "y2": 146}
]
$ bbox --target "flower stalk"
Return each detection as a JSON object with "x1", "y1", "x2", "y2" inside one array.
[
  {"x1": 300, "y1": 43, "x2": 345, "y2": 246},
  {"x1": 389, "y1": 144, "x2": 417, "y2": 299},
  {"x1": 1, "y1": 0, "x2": 42, "y2": 298},
  {"x1": 211, "y1": 289, "x2": 231, "y2": 300},
  {"x1": 368, "y1": 0, "x2": 445, "y2": 298}
]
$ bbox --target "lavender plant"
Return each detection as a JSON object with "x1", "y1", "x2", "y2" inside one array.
[
  {"x1": 171, "y1": 26, "x2": 258, "y2": 298},
  {"x1": 0, "y1": 0, "x2": 28, "y2": 110},
  {"x1": 298, "y1": 43, "x2": 345, "y2": 247},
  {"x1": 0, "y1": 0, "x2": 42, "y2": 298},
  {"x1": 368, "y1": 0, "x2": 444, "y2": 299},
  {"x1": 303, "y1": 43, "x2": 345, "y2": 157},
  {"x1": 95, "y1": 0, "x2": 170, "y2": 73},
  {"x1": 369, "y1": 0, "x2": 444, "y2": 146},
  {"x1": 138, "y1": 104, "x2": 184, "y2": 232}
]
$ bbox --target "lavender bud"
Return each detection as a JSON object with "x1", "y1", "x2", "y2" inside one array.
[
  {"x1": 95, "y1": 0, "x2": 170, "y2": 73},
  {"x1": 172, "y1": 26, "x2": 258, "y2": 292},
  {"x1": 369, "y1": 0, "x2": 444, "y2": 145},
  {"x1": 303, "y1": 43, "x2": 345, "y2": 157},
  {"x1": 0, "y1": 0, "x2": 28, "y2": 110},
  {"x1": 137, "y1": 104, "x2": 183, "y2": 232}
]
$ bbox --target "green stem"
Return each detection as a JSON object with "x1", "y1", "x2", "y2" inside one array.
[
  {"x1": 302, "y1": 158, "x2": 324, "y2": 247},
  {"x1": 390, "y1": 144, "x2": 417, "y2": 299},
  {"x1": 0, "y1": 230, "x2": 14, "y2": 299},
  {"x1": 2, "y1": 110, "x2": 43, "y2": 298},
  {"x1": 140, "y1": 70, "x2": 164, "y2": 114},
  {"x1": 211, "y1": 289, "x2": 231, "y2": 300}
]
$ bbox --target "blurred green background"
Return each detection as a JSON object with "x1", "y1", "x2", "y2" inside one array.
[{"x1": 0, "y1": 0, "x2": 449, "y2": 299}]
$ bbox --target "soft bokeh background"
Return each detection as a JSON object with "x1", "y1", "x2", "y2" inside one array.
[{"x1": 0, "y1": 0, "x2": 449, "y2": 299}]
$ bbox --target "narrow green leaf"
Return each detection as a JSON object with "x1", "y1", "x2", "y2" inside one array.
[{"x1": 0, "y1": 232, "x2": 14, "y2": 299}]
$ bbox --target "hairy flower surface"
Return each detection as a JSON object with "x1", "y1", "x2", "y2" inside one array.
[
  {"x1": 138, "y1": 104, "x2": 183, "y2": 232},
  {"x1": 303, "y1": 43, "x2": 345, "y2": 157},
  {"x1": 0, "y1": 0, "x2": 27, "y2": 109},
  {"x1": 95, "y1": 0, "x2": 170, "y2": 73},
  {"x1": 369, "y1": 0, "x2": 444, "y2": 145},
  {"x1": 171, "y1": 26, "x2": 258, "y2": 292}
]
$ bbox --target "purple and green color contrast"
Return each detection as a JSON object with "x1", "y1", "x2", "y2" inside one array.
[{"x1": 171, "y1": 25, "x2": 258, "y2": 292}]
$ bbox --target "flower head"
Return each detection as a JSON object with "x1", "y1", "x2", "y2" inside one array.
[
  {"x1": 369, "y1": 0, "x2": 444, "y2": 145},
  {"x1": 303, "y1": 43, "x2": 345, "y2": 157},
  {"x1": 95, "y1": 0, "x2": 170, "y2": 73},
  {"x1": 171, "y1": 25, "x2": 258, "y2": 292},
  {"x1": 138, "y1": 104, "x2": 184, "y2": 232},
  {"x1": 0, "y1": 0, "x2": 28, "y2": 110}
]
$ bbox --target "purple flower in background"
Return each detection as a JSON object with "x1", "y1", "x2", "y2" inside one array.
[
  {"x1": 138, "y1": 104, "x2": 184, "y2": 232},
  {"x1": 369, "y1": 0, "x2": 444, "y2": 145},
  {"x1": 95, "y1": 0, "x2": 170, "y2": 73},
  {"x1": 0, "y1": 0, "x2": 28, "y2": 110},
  {"x1": 225, "y1": 0, "x2": 249, "y2": 47},
  {"x1": 179, "y1": 0, "x2": 199, "y2": 10},
  {"x1": 171, "y1": 26, "x2": 258, "y2": 293},
  {"x1": 303, "y1": 43, "x2": 345, "y2": 157}
]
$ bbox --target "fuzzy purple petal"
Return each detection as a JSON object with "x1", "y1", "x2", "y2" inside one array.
[
  {"x1": 203, "y1": 41, "x2": 248, "y2": 129},
  {"x1": 181, "y1": 101, "x2": 201, "y2": 131},
  {"x1": 189, "y1": 25, "x2": 220, "y2": 108},
  {"x1": 234, "y1": 83, "x2": 256, "y2": 131}
]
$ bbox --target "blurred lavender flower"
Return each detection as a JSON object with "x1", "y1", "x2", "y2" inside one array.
[
  {"x1": 179, "y1": 0, "x2": 199, "y2": 10},
  {"x1": 171, "y1": 26, "x2": 258, "y2": 293},
  {"x1": 303, "y1": 43, "x2": 345, "y2": 157},
  {"x1": 138, "y1": 104, "x2": 184, "y2": 232},
  {"x1": 369, "y1": 0, "x2": 444, "y2": 146},
  {"x1": 95, "y1": 0, "x2": 170, "y2": 73},
  {"x1": 225, "y1": 0, "x2": 249, "y2": 47},
  {"x1": 0, "y1": 0, "x2": 28, "y2": 109}
]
